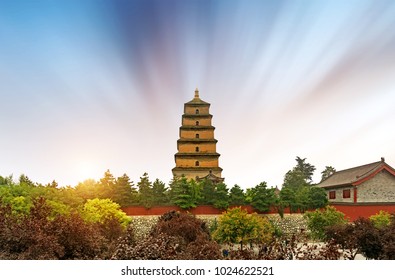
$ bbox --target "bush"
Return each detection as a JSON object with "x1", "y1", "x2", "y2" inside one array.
[
  {"x1": 304, "y1": 206, "x2": 347, "y2": 240},
  {"x1": 112, "y1": 211, "x2": 221, "y2": 260},
  {"x1": 369, "y1": 210, "x2": 392, "y2": 229},
  {"x1": 213, "y1": 207, "x2": 274, "y2": 250}
]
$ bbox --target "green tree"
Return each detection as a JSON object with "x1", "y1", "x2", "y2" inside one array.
[
  {"x1": 307, "y1": 187, "x2": 328, "y2": 209},
  {"x1": 369, "y1": 211, "x2": 392, "y2": 229},
  {"x1": 79, "y1": 198, "x2": 131, "y2": 229},
  {"x1": 114, "y1": 174, "x2": 136, "y2": 207},
  {"x1": 75, "y1": 179, "x2": 99, "y2": 200},
  {"x1": 283, "y1": 157, "x2": 316, "y2": 189},
  {"x1": 199, "y1": 178, "x2": 216, "y2": 205},
  {"x1": 250, "y1": 182, "x2": 277, "y2": 213},
  {"x1": 229, "y1": 184, "x2": 246, "y2": 205},
  {"x1": 213, "y1": 207, "x2": 274, "y2": 250},
  {"x1": 170, "y1": 177, "x2": 200, "y2": 210},
  {"x1": 279, "y1": 187, "x2": 296, "y2": 210},
  {"x1": 213, "y1": 182, "x2": 229, "y2": 209},
  {"x1": 320, "y1": 166, "x2": 336, "y2": 182},
  {"x1": 304, "y1": 205, "x2": 347, "y2": 240},
  {"x1": 137, "y1": 172, "x2": 153, "y2": 208},
  {"x1": 97, "y1": 169, "x2": 117, "y2": 200},
  {"x1": 151, "y1": 178, "x2": 169, "y2": 205}
]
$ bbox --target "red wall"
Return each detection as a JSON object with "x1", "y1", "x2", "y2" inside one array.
[
  {"x1": 121, "y1": 204, "x2": 395, "y2": 221},
  {"x1": 331, "y1": 203, "x2": 395, "y2": 221},
  {"x1": 122, "y1": 205, "x2": 258, "y2": 216}
]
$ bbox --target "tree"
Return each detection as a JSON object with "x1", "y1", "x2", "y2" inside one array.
[
  {"x1": 151, "y1": 179, "x2": 169, "y2": 205},
  {"x1": 114, "y1": 174, "x2": 137, "y2": 207},
  {"x1": 75, "y1": 179, "x2": 99, "y2": 200},
  {"x1": 304, "y1": 206, "x2": 347, "y2": 240},
  {"x1": 369, "y1": 211, "x2": 392, "y2": 229},
  {"x1": 199, "y1": 178, "x2": 216, "y2": 205},
  {"x1": 295, "y1": 156, "x2": 316, "y2": 184},
  {"x1": 307, "y1": 187, "x2": 328, "y2": 209},
  {"x1": 321, "y1": 166, "x2": 336, "y2": 182},
  {"x1": 79, "y1": 198, "x2": 131, "y2": 229},
  {"x1": 170, "y1": 177, "x2": 200, "y2": 210},
  {"x1": 250, "y1": 182, "x2": 277, "y2": 213},
  {"x1": 97, "y1": 169, "x2": 117, "y2": 200},
  {"x1": 137, "y1": 172, "x2": 153, "y2": 208},
  {"x1": 229, "y1": 184, "x2": 246, "y2": 205},
  {"x1": 213, "y1": 207, "x2": 274, "y2": 250},
  {"x1": 213, "y1": 182, "x2": 229, "y2": 209},
  {"x1": 279, "y1": 187, "x2": 297, "y2": 213},
  {"x1": 283, "y1": 157, "x2": 316, "y2": 189}
]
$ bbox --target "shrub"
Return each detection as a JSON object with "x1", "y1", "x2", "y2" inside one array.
[
  {"x1": 369, "y1": 210, "x2": 392, "y2": 229},
  {"x1": 304, "y1": 206, "x2": 347, "y2": 240},
  {"x1": 213, "y1": 207, "x2": 274, "y2": 250},
  {"x1": 112, "y1": 211, "x2": 221, "y2": 260}
]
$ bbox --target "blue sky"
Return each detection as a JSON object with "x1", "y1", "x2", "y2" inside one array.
[{"x1": 1, "y1": 0, "x2": 395, "y2": 189}]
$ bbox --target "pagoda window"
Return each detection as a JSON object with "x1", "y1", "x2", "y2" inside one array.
[
  {"x1": 196, "y1": 134, "x2": 199, "y2": 138},
  {"x1": 195, "y1": 146, "x2": 199, "y2": 152},
  {"x1": 196, "y1": 109, "x2": 199, "y2": 114},
  {"x1": 196, "y1": 121, "x2": 199, "y2": 126},
  {"x1": 329, "y1": 191, "x2": 336, "y2": 199},
  {"x1": 195, "y1": 161, "x2": 199, "y2": 166}
]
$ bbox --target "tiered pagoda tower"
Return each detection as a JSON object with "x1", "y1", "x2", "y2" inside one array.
[{"x1": 172, "y1": 88, "x2": 224, "y2": 182}]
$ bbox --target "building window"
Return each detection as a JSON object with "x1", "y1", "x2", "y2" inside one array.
[
  {"x1": 329, "y1": 191, "x2": 336, "y2": 199},
  {"x1": 196, "y1": 109, "x2": 199, "y2": 114},
  {"x1": 195, "y1": 146, "x2": 199, "y2": 152},
  {"x1": 343, "y1": 189, "x2": 351, "y2": 198},
  {"x1": 196, "y1": 121, "x2": 199, "y2": 126},
  {"x1": 195, "y1": 161, "x2": 199, "y2": 166},
  {"x1": 196, "y1": 134, "x2": 199, "y2": 138}
]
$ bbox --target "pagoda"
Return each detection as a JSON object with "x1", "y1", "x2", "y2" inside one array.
[{"x1": 172, "y1": 88, "x2": 224, "y2": 183}]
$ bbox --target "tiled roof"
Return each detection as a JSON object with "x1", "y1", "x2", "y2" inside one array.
[{"x1": 317, "y1": 160, "x2": 387, "y2": 188}]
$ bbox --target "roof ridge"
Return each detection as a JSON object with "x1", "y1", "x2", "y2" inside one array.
[{"x1": 335, "y1": 161, "x2": 382, "y2": 174}]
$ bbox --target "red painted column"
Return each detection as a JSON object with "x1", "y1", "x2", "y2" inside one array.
[{"x1": 353, "y1": 187, "x2": 358, "y2": 203}]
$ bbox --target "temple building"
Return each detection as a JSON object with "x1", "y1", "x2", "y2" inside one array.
[{"x1": 172, "y1": 88, "x2": 224, "y2": 183}]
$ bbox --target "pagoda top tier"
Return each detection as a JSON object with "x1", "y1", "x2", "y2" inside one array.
[{"x1": 185, "y1": 88, "x2": 210, "y2": 105}]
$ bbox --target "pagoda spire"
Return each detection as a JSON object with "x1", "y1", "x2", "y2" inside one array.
[{"x1": 194, "y1": 87, "x2": 199, "y2": 98}]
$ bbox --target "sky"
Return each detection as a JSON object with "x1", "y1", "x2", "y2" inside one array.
[{"x1": 1, "y1": 0, "x2": 395, "y2": 189}]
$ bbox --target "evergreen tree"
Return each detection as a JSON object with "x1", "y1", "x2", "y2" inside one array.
[
  {"x1": 213, "y1": 182, "x2": 229, "y2": 209},
  {"x1": 199, "y1": 178, "x2": 216, "y2": 205},
  {"x1": 321, "y1": 166, "x2": 336, "y2": 182},
  {"x1": 137, "y1": 172, "x2": 153, "y2": 208},
  {"x1": 114, "y1": 174, "x2": 136, "y2": 207},
  {"x1": 250, "y1": 182, "x2": 277, "y2": 213},
  {"x1": 97, "y1": 169, "x2": 117, "y2": 200},
  {"x1": 229, "y1": 184, "x2": 246, "y2": 205},
  {"x1": 171, "y1": 177, "x2": 200, "y2": 210},
  {"x1": 151, "y1": 178, "x2": 169, "y2": 205}
]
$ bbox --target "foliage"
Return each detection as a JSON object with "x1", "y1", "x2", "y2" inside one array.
[
  {"x1": 304, "y1": 206, "x2": 347, "y2": 240},
  {"x1": 306, "y1": 187, "x2": 328, "y2": 209},
  {"x1": 199, "y1": 178, "x2": 216, "y2": 205},
  {"x1": 0, "y1": 198, "x2": 105, "y2": 259},
  {"x1": 369, "y1": 210, "x2": 392, "y2": 229},
  {"x1": 320, "y1": 166, "x2": 336, "y2": 182},
  {"x1": 112, "y1": 211, "x2": 221, "y2": 260},
  {"x1": 213, "y1": 207, "x2": 274, "y2": 250},
  {"x1": 250, "y1": 182, "x2": 277, "y2": 213},
  {"x1": 170, "y1": 177, "x2": 200, "y2": 210},
  {"x1": 137, "y1": 172, "x2": 153, "y2": 208},
  {"x1": 79, "y1": 198, "x2": 131, "y2": 229},
  {"x1": 229, "y1": 184, "x2": 246, "y2": 205},
  {"x1": 114, "y1": 173, "x2": 137, "y2": 206},
  {"x1": 151, "y1": 179, "x2": 169, "y2": 205},
  {"x1": 283, "y1": 157, "x2": 316, "y2": 189},
  {"x1": 213, "y1": 182, "x2": 229, "y2": 209}
]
